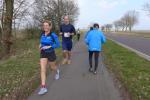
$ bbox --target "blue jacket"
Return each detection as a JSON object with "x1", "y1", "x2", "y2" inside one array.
[
  {"x1": 85, "y1": 29, "x2": 106, "y2": 51},
  {"x1": 40, "y1": 32, "x2": 60, "y2": 52},
  {"x1": 84, "y1": 30, "x2": 90, "y2": 39}
]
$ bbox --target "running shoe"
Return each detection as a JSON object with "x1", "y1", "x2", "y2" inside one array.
[
  {"x1": 55, "y1": 69, "x2": 60, "y2": 80},
  {"x1": 67, "y1": 60, "x2": 71, "y2": 64},
  {"x1": 89, "y1": 68, "x2": 93, "y2": 73},
  {"x1": 38, "y1": 87, "x2": 48, "y2": 95},
  {"x1": 93, "y1": 71, "x2": 97, "y2": 75}
]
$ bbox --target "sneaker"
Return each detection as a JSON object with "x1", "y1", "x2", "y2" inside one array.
[
  {"x1": 93, "y1": 71, "x2": 97, "y2": 75},
  {"x1": 55, "y1": 69, "x2": 60, "y2": 80},
  {"x1": 38, "y1": 87, "x2": 48, "y2": 95},
  {"x1": 89, "y1": 68, "x2": 93, "y2": 73},
  {"x1": 67, "y1": 60, "x2": 71, "y2": 64},
  {"x1": 62, "y1": 59, "x2": 67, "y2": 65}
]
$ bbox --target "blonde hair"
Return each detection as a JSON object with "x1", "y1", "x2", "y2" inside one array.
[{"x1": 43, "y1": 20, "x2": 52, "y2": 26}]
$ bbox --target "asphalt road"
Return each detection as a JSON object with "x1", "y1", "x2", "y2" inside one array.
[
  {"x1": 106, "y1": 33, "x2": 150, "y2": 56},
  {"x1": 28, "y1": 36, "x2": 122, "y2": 100}
]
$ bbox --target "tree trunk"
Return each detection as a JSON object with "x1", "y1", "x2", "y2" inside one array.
[
  {"x1": 1, "y1": 0, "x2": 5, "y2": 29},
  {"x1": 0, "y1": 0, "x2": 5, "y2": 43},
  {"x1": 0, "y1": 26, "x2": 2, "y2": 45},
  {"x1": 13, "y1": 20, "x2": 17, "y2": 39},
  {"x1": 122, "y1": 26, "x2": 125, "y2": 31},
  {"x1": 129, "y1": 26, "x2": 132, "y2": 32},
  {"x1": 57, "y1": 0, "x2": 62, "y2": 32},
  {"x1": 2, "y1": 0, "x2": 14, "y2": 54},
  {"x1": 125, "y1": 26, "x2": 128, "y2": 31}
]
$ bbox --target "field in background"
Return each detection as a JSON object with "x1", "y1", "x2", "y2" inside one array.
[{"x1": 109, "y1": 31, "x2": 150, "y2": 38}]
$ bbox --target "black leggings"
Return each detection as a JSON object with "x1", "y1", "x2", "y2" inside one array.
[
  {"x1": 89, "y1": 51, "x2": 100, "y2": 71},
  {"x1": 77, "y1": 34, "x2": 80, "y2": 41}
]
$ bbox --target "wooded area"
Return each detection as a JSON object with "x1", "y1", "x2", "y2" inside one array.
[{"x1": 0, "y1": 0, "x2": 79, "y2": 58}]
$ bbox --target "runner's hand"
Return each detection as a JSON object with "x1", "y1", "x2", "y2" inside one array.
[
  {"x1": 60, "y1": 32, "x2": 63, "y2": 35},
  {"x1": 39, "y1": 44, "x2": 42, "y2": 51},
  {"x1": 39, "y1": 44, "x2": 41, "y2": 49},
  {"x1": 41, "y1": 46, "x2": 52, "y2": 50}
]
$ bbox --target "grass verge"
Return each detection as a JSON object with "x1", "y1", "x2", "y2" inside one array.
[
  {"x1": 103, "y1": 39, "x2": 150, "y2": 100},
  {"x1": 0, "y1": 34, "x2": 78, "y2": 99},
  {"x1": 0, "y1": 39, "x2": 62, "y2": 100}
]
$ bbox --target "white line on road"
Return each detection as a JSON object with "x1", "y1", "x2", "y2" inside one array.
[{"x1": 107, "y1": 37, "x2": 150, "y2": 61}]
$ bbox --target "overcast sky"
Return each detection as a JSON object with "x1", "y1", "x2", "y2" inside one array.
[{"x1": 76, "y1": 0, "x2": 150, "y2": 30}]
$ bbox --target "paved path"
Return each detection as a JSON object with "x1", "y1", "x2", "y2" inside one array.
[
  {"x1": 28, "y1": 36, "x2": 122, "y2": 100},
  {"x1": 106, "y1": 33, "x2": 150, "y2": 56}
]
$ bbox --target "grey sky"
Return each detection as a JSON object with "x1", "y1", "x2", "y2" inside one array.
[
  {"x1": 76, "y1": 0, "x2": 150, "y2": 30},
  {"x1": 6, "y1": 0, "x2": 150, "y2": 30}
]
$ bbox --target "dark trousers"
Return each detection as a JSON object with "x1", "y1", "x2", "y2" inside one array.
[
  {"x1": 89, "y1": 51, "x2": 100, "y2": 71},
  {"x1": 77, "y1": 34, "x2": 80, "y2": 41}
]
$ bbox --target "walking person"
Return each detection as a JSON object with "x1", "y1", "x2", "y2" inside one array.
[
  {"x1": 85, "y1": 23, "x2": 106, "y2": 74},
  {"x1": 38, "y1": 20, "x2": 60, "y2": 95},
  {"x1": 77, "y1": 28, "x2": 81, "y2": 41},
  {"x1": 60, "y1": 15, "x2": 76, "y2": 65}
]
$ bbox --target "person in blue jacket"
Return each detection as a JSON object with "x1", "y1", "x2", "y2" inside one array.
[
  {"x1": 85, "y1": 23, "x2": 106, "y2": 74},
  {"x1": 85, "y1": 27, "x2": 93, "y2": 39},
  {"x1": 38, "y1": 20, "x2": 60, "y2": 95}
]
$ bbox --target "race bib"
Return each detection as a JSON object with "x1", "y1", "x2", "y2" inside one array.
[{"x1": 64, "y1": 32, "x2": 70, "y2": 37}]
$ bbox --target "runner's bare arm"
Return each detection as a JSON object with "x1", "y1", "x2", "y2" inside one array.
[{"x1": 39, "y1": 44, "x2": 41, "y2": 49}]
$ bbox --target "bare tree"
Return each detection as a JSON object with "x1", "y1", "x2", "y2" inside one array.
[
  {"x1": 2, "y1": 0, "x2": 14, "y2": 54},
  {"x1": 101, "y1": 26, "x2": 105, "y2": 31},
  {"x1": 126, "y1": 10, "x2": 139, "y2": 31},
  {"x1": 114, "y1": 21, "x2": 121, "y2": 32},
  {"x1": 114, "y1": 10, "x2": 139, "y2": 32},
  {"x1": 13, "y1": 0, "x2": 35, "y2": 37},
  {"x1": 0, "y1": 5, "x2": 2, "y2": 44},
  {"x1": 0, "y1": 0, "x2": 5, "y2": 41},
  {"x1": 0, "y1": 24, "x2": 1, "y2": 36},
  {"x1": 120, "y1": 17, "x2": 127, "y2": 31},
  {"x1": 104, "y1": 24, "x2": 113, "y2": 32},
  {"x1": 143, "y1": 3, "x2": 150, "y2": 16},
  {"x1": 33, "y1": 0, "x2": 79, "y2": 32},
  {"x1": 63, "y1": 0, "x2": 79, "y2": 23}
]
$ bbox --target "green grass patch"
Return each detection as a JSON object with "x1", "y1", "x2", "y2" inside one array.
[
  {"x1": 0, "y1": 39, "x2": 40, "y2": 98},
  {"x1": 103, "y1": 40, "x2": 150, "y2": 100},
  {"x1": 0, "y1": 34, "x2": 78, "y2": 99},
  {"x1": 0, "y1": 39, "x2": 62, "y2": 99}
]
